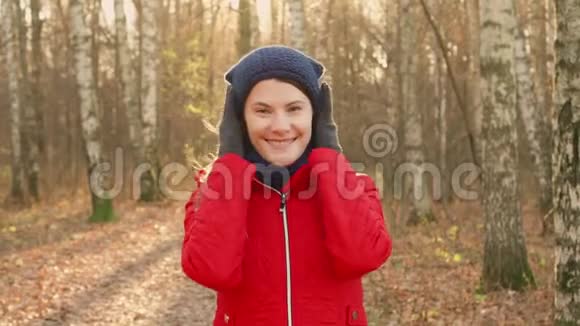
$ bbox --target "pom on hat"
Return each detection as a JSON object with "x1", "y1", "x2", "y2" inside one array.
[{"x1": 224, "y1": 45, "x2": 326, "y2": 111}]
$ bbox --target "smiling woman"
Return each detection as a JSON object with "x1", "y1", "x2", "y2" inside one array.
[
  {"x1": 181, "y1": 45, "x2": 392, "y2": 326},
  {"x1": 244, "y1": 79, "x2": 313, "y2": 167}
]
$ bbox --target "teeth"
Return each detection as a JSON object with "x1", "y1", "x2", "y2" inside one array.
[
  {"x1": 267, "y1": 138, "x2": 296, "y2": 147},
  {"x1": 268, "y1": 138, "x2": 294, "y2": 143}
]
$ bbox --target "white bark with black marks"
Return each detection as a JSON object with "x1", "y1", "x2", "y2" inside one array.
[
  {"x1": 71, "y1": 0, "x2": 102, "y2": 168},
  {"x1": 479, "y1": 0, "x2": 535, "y2": 291},
  {"x1": 71, "y1": 0, "x2": 115, "y2": 221},
  {"x1": 553, "y1": 0, "x2": 580, "y2": 322},
  {"x1": 115, "y1": 0, "x2": 142, "y2": 157},
  {"x1": 139, "y1": 0, "x2": 161, "y2": 201},
  {"x1": 513, "y1": 0, "x2": 552, "y2": 215}
]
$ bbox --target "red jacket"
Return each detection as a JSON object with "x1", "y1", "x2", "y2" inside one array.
[{"x1": 181, "y1": 148, "x2": 392, "y2": 326}]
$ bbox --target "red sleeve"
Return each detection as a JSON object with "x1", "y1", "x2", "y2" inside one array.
[
  {"x1": 310, "y1": 148, "x2": 392, "y2": 279},
  {"x1": 181, "y1": 153, "x2": 255, "y2": 291}
]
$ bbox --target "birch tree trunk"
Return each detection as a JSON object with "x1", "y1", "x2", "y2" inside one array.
[
  {"x1": 381, "y1": 0, "x2": 400, "y2": 209},
  {"x1": 544, "y1": 0, "x2": 556, "y2": 119},
  {"x1": 2, "y1": 0, "x2": 25, "y2": 204},
  {"x1": 513, "y1": 0, "x2": 553, "y2": 227},
  {"x1": 392, "y1": 0, "x2": 404, "y2": 212},
  {"x1": 432, "y1": 0, "x2": 448, "y2": 203},
  {"x1": 250, "y1": 0, "x2": 261, "y2": 46},
  {"x1": 464, "y1": 0, "x2": 483, "y2": 165},
  {"x1": 15, "y1": 0, "x2": 41, "y2": 201},
  {"x1": 259, "y1": 0, "x2": 273, "y2": 43},
  {"x1": 238, "y1": 0, "x2": 252, "y2": 56},
  {"x1": 401, "y1": 0, "x2": 433, "y2": 225},
  {"x1": 544, "y1": 0, "x2": 559, "y2": 236},
  {"x1": 25, "y1": 0, "x2": 43, "y2": 201},
  {"x1": 271, "y1": 0, "x2": 279, "y2": 42},
  {"x1": 437, "y1": 59, "x2": 448, "y2": 202},
  {"x1": 479, "y1": 0, "x2": 535, "y2": 291},
  {"x1": 536, "y1": 0, "x2": 556, "y2": 120},
  {"x1": 115, "y1": 0, "x2": 143, "y2": 160},
  {"x1": 206, "y1": 1, "x2": 220, "y2": 113},
  {"x1": 139, "y1": 0, "x2": 161, "y2": 201},
  {"x1": 280, "y1": 0, "x2": 287, "y2": 44},
  {"x1": 70, "y1": 0, "x2": 115, "y2": 221},
  {"x1": 287, "y1": 0, "x2": 306, "y2": 52},
  {"x1": 553, "y1": 0, "x2": 580, "y2": 322}
]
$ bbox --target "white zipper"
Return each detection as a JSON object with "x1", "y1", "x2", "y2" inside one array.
[
  {"x1": 279, "y1": 193, "x2": 293, "y2": 326},
  {"x1": 253, "y1": 178, "x2": 293, "y2": 326}
]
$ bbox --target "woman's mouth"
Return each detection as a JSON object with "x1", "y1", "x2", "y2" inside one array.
[{"x1": 265, "y1": 137, "x2": 297, "y2": 149}]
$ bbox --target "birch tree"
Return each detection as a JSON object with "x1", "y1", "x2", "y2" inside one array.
[
  {"x1": 25, "y1": 0, "x2": 43, "y2": 201},
  {"x1": 236, "y1": 0, "x2": 261, "y2": 55},
  {"x1": 553, "y1": 0, "x2": 580, "y2": 322},
  {"x1": 464, "y1": 0, "x2": 483, "y2": 165},
  {"x1": 139, "y1": 0, "x2": 161, "y2": 201},
  {"x1": 287, "y1": 0, "x2": 306, "y2": 52},
  {"x1": 70, "y1": 0, "x2": 116, "y2": 221},
  {"x1": 250, "y1": 0, "x2": 261, "y2": 46},
  {"x1": 513, "y1": 0, "x2": 552, "y2": 226},
  {"x1": 271, "y1": 0, "x2": 280, "y2": 42},
  {"x1": 115, "y1": 0, "x2": 142, "y2": 161},
  {"x1": 258, "y1": 0, "x2": 273, "y2": 43},
  {"x1": 538, "y1": 0, "x2": 556, "y2": 122},
  {"x1": 401, "y1": 0, "x2": 433, "y2": 225},
  {"x1": 479, "y1": 0, "x2": 534, "y2": 291},
  {"x1": 436, "y1": 59, "x2": 448, "y2": 202},
  {"x1": 2, "y1": 0, "x2": 24, "y2": 203},
  {"x1": 238, "y1": 0, "x2": 252, "y2": 56}
]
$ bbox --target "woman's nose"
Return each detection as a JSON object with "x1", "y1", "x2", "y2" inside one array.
[{"x1": 270, "y1": 112, "x2": 291, "y2": 133}]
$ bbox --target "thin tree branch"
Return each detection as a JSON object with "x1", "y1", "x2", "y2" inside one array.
[{"x1": 418, "y1": 0, "x2": 479, "y2": 166}]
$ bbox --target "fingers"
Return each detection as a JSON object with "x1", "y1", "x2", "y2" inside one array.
[
  {"x1": 318, "y1": 82, "x2": 333, "y2": 120},
  {"x1": 320, "y1": 82, "x2": 331, "y2": 100}
]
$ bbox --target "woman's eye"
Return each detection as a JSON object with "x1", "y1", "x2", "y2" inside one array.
[
  {"x1": 256, "y1": 108, "x2": 269, "y2": 114},
  {"x1": 289, "y1": 106, "x2": 302, "y2": 112}
]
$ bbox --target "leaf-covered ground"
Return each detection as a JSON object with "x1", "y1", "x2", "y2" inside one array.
[{"x1": 0, "y1": 196, "x2": 552, "y2": 325}]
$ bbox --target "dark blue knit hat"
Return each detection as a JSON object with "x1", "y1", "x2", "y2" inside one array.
[{"x1": 224, "y1": 45, "x2": 325, "y2": 112}]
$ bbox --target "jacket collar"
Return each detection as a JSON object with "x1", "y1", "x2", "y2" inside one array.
[{"x1": 246, "y1": 145, "x2": 314, "y2": 195}]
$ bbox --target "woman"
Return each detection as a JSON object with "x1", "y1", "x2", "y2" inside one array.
[{"x1": 181, "y1": 45, "x2": 392, "y2": 326}]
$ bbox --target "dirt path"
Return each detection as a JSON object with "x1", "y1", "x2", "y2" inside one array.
[{"x1": 1, "y1": 202, "x2": 216, "y2": 326}]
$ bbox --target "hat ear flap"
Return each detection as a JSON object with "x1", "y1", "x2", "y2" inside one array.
[
  {"x1": 311, "y1": 60, "x2": 325, "y2": 79},
  {"x1": 224, "y1": 68, "x2": 234, "y2": 84}
]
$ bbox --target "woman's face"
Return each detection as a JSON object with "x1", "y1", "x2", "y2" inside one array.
[{"x1": 244, "y1": 79, "x2": 313, "y2": 167}]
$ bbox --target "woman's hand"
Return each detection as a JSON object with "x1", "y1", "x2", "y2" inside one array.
[
  {"x1": 217, "y1": 85, "x2": 245, "y2": 157},
  {"x1": 314, "y1": 82, "x2": 342, "y2": 152},
  {"x1": 309, "y1": 148, "x2": 392, "y2": 278}
]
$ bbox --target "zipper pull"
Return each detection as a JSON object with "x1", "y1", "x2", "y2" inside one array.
[{"x1": 279, "y1": 193, "x2": 287, "y2": 213}]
